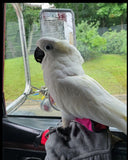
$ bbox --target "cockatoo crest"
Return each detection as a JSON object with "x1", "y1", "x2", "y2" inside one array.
[{"x1": 36, "y1": 37, "x2": 84, "y2": 65}]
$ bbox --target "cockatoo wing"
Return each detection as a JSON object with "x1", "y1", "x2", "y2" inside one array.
[{"x1": 56, "y1": 74, "x2": 127, "y2": 134}]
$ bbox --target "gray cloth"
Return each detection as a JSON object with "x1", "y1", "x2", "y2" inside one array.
[{"x1": 44, "y1": 121, "x2": 113, "y2": 160}]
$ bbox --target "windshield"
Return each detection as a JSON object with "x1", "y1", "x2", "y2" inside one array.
[{"x1": 4, "y1": 3, "x2": 127, "y2": 117}]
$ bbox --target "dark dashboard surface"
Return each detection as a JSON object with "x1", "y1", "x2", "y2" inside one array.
[{"x1": 3, "y1": 116, "x2": 61, "y2": 131}]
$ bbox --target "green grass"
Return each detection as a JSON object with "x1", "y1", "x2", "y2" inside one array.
[
  {"x1": 4, "y1": 57, "x2": 26, "y2": 100},
  {"x1": 4, "y1": 54, "x2": 126, "y2": 101},
  {"x1": 4, "y1": 55, "x2": 45, "y2": 101},
  {"x1": 82, "y1": 54, "x2": 126, "y2": 95}
]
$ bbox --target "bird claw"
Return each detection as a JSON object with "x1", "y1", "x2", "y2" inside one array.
[{"x1": 45, "y1": 125, "x2": 71, "y2": 141}]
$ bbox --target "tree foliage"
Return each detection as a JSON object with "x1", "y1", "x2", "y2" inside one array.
[
  {"x1": 6, "y1": 3, "x2": 127, "y2": 60},
  {"x1": 6, "y1": 3, "x2": 127, "y2": 40},
  {"x1": 51, "y1": 3, "x2": 99, "y2": 25},
  {"x1": 102, "y1": 30, "x2": 127, "y2": 55},
  {"x1": 76, "y1": 20, "x2": 106, "y2": 61},
  {"x1": 97, "y1": 3, "x2": 127, "y2": 18},
  {"x1": 6, "y1": 3, "x2": 41, "y2": 44},
  {"x1": 97, "y1": 3, "x2": 127, "y2": 28},
  {"x1": 6, "y1": 3, "x2": 17, "y2": 22},
  {"x1": 52, "y1": 3, "x2": 127, "y2": 28},
  {"x1": 22, "y1": 4, "x2": 41, "y2": 44}
]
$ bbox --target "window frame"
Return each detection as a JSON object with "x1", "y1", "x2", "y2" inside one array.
[{"x1": 5, "y1": 3, "x2": 31, "y2": 114}]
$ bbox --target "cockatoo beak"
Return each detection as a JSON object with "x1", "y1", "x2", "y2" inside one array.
[{"x1": 34, "y1": 47, "x2": 45, "y2": 63}]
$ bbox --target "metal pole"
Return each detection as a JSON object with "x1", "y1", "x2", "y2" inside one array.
[
  {"x1": 12, "y1": 3, "x2": 31, "y2": 94},
  {"x1": 7, "y1": 3, "x2": 32, "y2": 113}
]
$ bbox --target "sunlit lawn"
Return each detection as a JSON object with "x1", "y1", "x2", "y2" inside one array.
[
  {"x1": 82, "y1": 54, "x2": 126, "y2": 95},
  {"x1": 4, "y1": 54, "x2": 126, "y2": 101}
]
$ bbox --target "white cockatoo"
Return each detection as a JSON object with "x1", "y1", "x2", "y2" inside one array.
[{"x1": 34, "y1": 37, "x2": 127, "y2": 134}]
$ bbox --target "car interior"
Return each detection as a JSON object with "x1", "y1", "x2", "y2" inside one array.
[{"x1": 2, "y1": 3, "x2": 127, "y2": 160}]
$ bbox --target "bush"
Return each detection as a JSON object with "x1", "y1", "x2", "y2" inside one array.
[
  {"x1": 102, "y1": 29, "x2": 127, "y2": 55},
  {"x1": 76, "y1": 20, "x2": 106, "y2": 61}
]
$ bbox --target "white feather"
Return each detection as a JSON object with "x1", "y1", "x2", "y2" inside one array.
[{"x1": 37, "y1": 37, "x2": 127, "y2": 134}]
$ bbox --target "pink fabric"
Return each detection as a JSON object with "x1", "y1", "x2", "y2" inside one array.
[
  {"x1": 75, "y1": 118, "x2": 107, "y2": 132},
  {"x1": 75, "y1": 118, "x2": 93, "y2": 132}
]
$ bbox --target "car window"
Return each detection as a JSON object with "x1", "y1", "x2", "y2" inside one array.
[{"x1": 4, "y1": 3, "x2": 127, "y2": 117}]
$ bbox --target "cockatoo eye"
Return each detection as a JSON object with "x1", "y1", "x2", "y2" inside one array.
[
  {"x1": 45, "y1": 44, "x2": 53, "y2": 51},
  {"x1": 34, "y1": 47, "x2": 45, "y2": 63}
]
